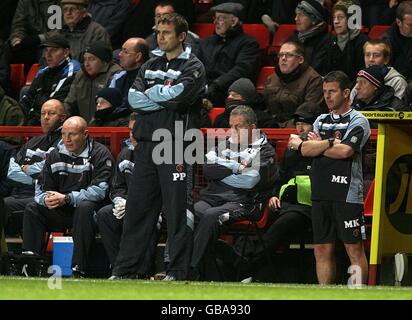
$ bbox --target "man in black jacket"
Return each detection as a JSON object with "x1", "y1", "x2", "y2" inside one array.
[
  {"x1": 108, "y1": 37, "x2": 149, "y2": 118},
  {"x1": 199, "y1": 2, "x2": 261, "y2": 107},
  {"x1": 96, "y1": 113, "x2": 138, "y2": 266},
  {"x1": 292, "y1": 0, "x2": 331, "y2": 76},
  {"x1": 20, "y1": 34, "x2": 81, "y2": 125},
  {"x1": 190, "y1": 106, "x2": 278, "y2": 280},
  {"x1": 110, "y1": 13, "x2": 206, "y2": 281},
  {"x1": 3, "y1": 99, "x2": 67, "y2": 236},
  {"x1": 22, "y1": 116, "x2": 114, "y2": 277}
]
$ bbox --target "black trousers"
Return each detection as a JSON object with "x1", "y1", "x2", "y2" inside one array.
[
  {"x1": 23, "y1": 200, "x2": 100, "y2": 271},
  {"x1": 96, "y1": 204, "x2": 122, "y2": 266},
  {"x1": 3, "y1": 196, "x2": 33, "y2": 235},
  {"x1": 112, "y1": 141, "x2": 194, "y2": 280},
  {"x1": 191, "y1": 200, "x2": 242, "y2": 269}
]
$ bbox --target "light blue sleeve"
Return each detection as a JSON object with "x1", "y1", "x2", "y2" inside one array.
[
  {"x1": 69, "y1": 182, "x2": 109, "y2": 207},
  {"x1": 205, "y1": 150, "x2": 240, "y2": 173},
  {"x1": 128, "y1": 88, "x2": 164, "y2": 112},
  {"x1": 7, "y1": 157, "x2": 33, "y2": 185},
  {"x1": 26, "y1": 160, "x2": 45, "y2": 176},
  {"x1": 145, "y1": 83, "x2": 185, "y2": 102},
  {"x1": 221, "y1": 168, "x2": 261, "y2": 189}
]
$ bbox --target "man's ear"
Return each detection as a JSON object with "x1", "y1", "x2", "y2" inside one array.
[
  {"x1": 343, "y1": 88, "x2": 351, "y2": 98},
  {"x1": 178, "y1": 31, "x2": 187, "y2": 44},
  {"x1": 231, "y1": 16, "x2": 239, "y2": 27}
]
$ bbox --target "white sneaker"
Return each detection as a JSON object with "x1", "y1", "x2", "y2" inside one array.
[
  {"x1": 241, "y1": 276, "x2": 253, "y2": 284},
  {"x1": 21, "y1": 251, "x2": 35, "y2": 255},
  {"x1": 394, "y1": 253, "x2": 408, "y2": 285}
]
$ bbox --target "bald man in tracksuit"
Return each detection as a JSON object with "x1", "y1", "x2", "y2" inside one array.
[
  {"x1": 22, "y1": 117, "x2": 114, "y2": 277},
  {"x1": 111, "y1": 13, "x2": 206, "y2": 281}
]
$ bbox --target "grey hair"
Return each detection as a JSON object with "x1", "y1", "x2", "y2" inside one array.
[{"x1": 230, "y1": 105, "x2": 257, "y2": 126}]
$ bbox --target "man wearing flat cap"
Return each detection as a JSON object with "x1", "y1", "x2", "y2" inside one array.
[
  {"x1": 21, "y1": 33, "x2": 81, "y2": 125},
  {"x1": 64, "y1": 40, "x2": 121, "y2": 122},
  {"x1": 198, "y1": 2, "x2": 261, "y2": 106},
  {"x1": 291, "y1": 0, "x2": 331, "y2": 75},
  {"x1": 52, "y1": 0, "x2": 111, "y2": 62},
  {"x1": 352, "y1": 65, "x2": 408, "y2": 112}
]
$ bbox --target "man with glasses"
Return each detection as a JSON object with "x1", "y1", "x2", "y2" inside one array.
[
  {"x1": 56, "y1": 0, "x2": 111, "y2": 62},
  {"x1": 108, "y1": 38, "x2": 149, "y2": 118},
  {"x1": 264, "y1": 40, "x2": 325, "y2": 128},
  {"x1": 350, "y1": 39, "x2": 408, "y2": 102},
  {"x1": 146, "y1": 1, "x2": 200, "y2": 57},
  {"x1": 199, "y1": 2, "x2": 260, "y2": 107}
]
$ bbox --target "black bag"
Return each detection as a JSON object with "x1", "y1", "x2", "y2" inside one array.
[{"x1": 1, "y1": 252, "x2": 50, "y2": 277}]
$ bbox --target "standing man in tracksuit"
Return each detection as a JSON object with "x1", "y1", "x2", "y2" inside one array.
[{"x1": 111, "y1": 13, "x2": 206, "y2": 281}]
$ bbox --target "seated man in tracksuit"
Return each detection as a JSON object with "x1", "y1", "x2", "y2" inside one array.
[
  {"x1": 190, "y1": 105, "x2": 278, "y2": 279},
  {"x1": 22, "y1": 116, "x2": 114, "y2": 277},
  {"x1": 3, "y1": 99, "x2": 67, "y2": 236},
  {"x1": 96, "y1": 113, "x2": 138, "y2": 266}
]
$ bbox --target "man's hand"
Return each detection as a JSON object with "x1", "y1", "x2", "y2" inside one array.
[
  {"x1": 389, "y1": 0, "x2": 399, "y2": 8},
  {"x1": 113, "y1": 197, "x2": 126, "y2": 220},
  {"x1": 268, "y1": 196, "x2": 281, "y2": 210},
  {"x1": 44, "y1": 191, "x2": 66, "y2": 209},
  {"x1": 11, "y1": 37, "x2": 22, "y2": 47},
  {"x1": 308, "y1": 131, "x2": 321, "y2": 141},
  {"x1": 21, "y1": 164, "x2": 30, "y2": 174},
  {"x1": 288, "y1": 135, "x2": 303, "y2": 151}
]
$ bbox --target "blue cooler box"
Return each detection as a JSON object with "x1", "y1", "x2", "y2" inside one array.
[{"x1": 53, "y1": 236, "x2": 74, "y2": 277}]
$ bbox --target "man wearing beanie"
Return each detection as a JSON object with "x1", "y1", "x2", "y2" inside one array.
[
  {"x1": 292, "y1": 0, "x2": 332, "y2": 75},
  {"x1": 89, "y1": 88, "x2": 128, "y2": 127},
  {"x1": 199, "y1": 2, "x2": 261, "y2": 106},
  {"x1": 352, "y1": 65, "x2": 408, "y2": 112},
  {"x1": 21, "y1": 33, "x2": 81, "y2": 125},
  {"x1": 264, "y1": 41, "x2": 325, "y2": 128},
  {"x1": 64, "y1": 41, "x2": 121, "y2": 122},
  {"x1": 53, "y1": 0, "x2": 111, "y2": 62},
  {"x1": 214, "y1": 78, "x2": 274, "y2": 128}
]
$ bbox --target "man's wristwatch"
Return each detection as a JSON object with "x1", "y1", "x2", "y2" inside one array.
[
  {"x1": 64, "y1": 194, "x2": 70, "y2": 205},
  {"x1": 328, "y1": 137, "x2": 335, "y2": 148}
]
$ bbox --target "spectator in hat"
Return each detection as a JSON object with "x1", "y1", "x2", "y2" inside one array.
[
  {"x1": 326, "y1": 1, "x2": 368, "y2": 83},
  {"x1": 21, "y1": 33, "x2": 81, "y2": 125},
  {"x1": 292, "y1": 0, "x2": 332, "y2": 75},
  {"x1": 352, "y1": 65, "x2": 408, "y2": 112},
  {"x1": 54, "y1": 0, "x2": 111, "y2": 62},
  {"x1": 214, "y1": 78, "x2": 275, "y2": 128},
  {"x1": 198, "y1": 2, "x2": 261, "y2": 107},
  {"x1": 64, "y1": 41, "x2": 121, "y2": 122},
  {"x1": 264, "y1": 40, "x2": 325, "y2": 128},
  {"x1": 89, "y1": 88, "x2": 128, "y2": 127},
  {"x1": 146, "y1": 1, "x2": 200, "y2": 57}
]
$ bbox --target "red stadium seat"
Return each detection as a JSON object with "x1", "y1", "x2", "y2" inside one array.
[
  {"x1": 193, "y1": 23, "x2": 215, "y2": 38},
  {"x1": 368, "y1": 25, "x2": 390, "y2": 40},
  {"x1": 276, "y1": 140, "x2": 288, "y2": 162},
  {"x1": 256, "y1": 66, "x2": 275, "y2": 93},
  {"x1": 243, "y1": 24, "x2": 270, "y2": 49},
  {"x1": 209, "y1": 107, "x2": 225, "y2": 126},
  {"x1": 268, "y1": 24, "x2": 296, "y2": 56},
  {"x1": 10, "y1": 64, "x2": 25, "y2": 96},
  {"x1": 25, "y1": 64, "x2": 39, "y2": 86},
  {"x1": 364, "y1": 179, "x2": 375, "y2": 217}
]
